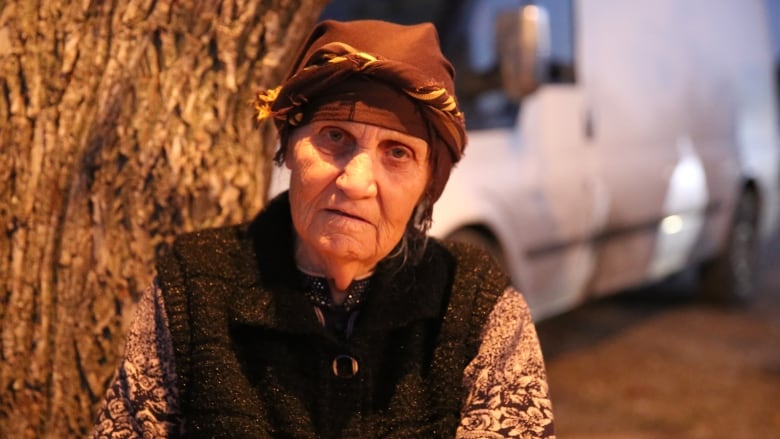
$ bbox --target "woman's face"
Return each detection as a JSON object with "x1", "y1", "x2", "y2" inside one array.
[{"x1": 286, "y1": 120, "x2": 430, "y2": 284}]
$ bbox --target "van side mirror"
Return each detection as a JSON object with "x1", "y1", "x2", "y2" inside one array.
[{"x1": 496, "y1": 5, "x2": 551, "y2": 99}]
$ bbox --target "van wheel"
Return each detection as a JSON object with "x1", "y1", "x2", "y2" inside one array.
[
  {"x1": 698, "y1": 190, "x2": 760, "y2": 303},
  {"x1": 446, "y1": 228, "x2": 508, "y2": 272}
]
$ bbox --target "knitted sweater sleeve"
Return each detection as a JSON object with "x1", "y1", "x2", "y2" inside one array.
[
  {"x1": 456, "y1": 287, "x2": 556, "y2": 439},
  {"x1": 91, "y1": 279, "x2": 182, "y2": 439}
]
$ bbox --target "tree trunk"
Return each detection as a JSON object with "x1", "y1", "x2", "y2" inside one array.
[{"x1": 0, "y1": 0, "x2": 327, "y2": 436}]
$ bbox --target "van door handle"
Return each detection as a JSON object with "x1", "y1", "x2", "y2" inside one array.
[{"x1": 584, "y1": 108, "x2": 595, "y2": 140}]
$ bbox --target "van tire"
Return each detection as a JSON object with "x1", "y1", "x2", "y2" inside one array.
[
  {"x1": 698, "y1": 190, "x2": 760, "y2": 303},
  {"x1": 446, "y1": 228, "x2": 509, "y2": 273}
]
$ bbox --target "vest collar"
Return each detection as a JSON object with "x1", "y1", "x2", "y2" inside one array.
[{"x1": 227, "y1": 192, "x2": 452, "y2": 336}]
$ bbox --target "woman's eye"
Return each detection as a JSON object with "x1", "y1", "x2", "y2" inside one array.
[
  {"x1": 388, "y1": 146, "x2": 411, "y2": 160},
  {"x1": 325, "y1": 128, "x2": 345, "y2": 143},
  {"x1": 316, "y1": 126, "x2": 353, "y2": 156}
]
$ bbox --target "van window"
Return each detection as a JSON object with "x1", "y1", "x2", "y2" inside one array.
[
  {"x1": 320, "y1": 0, "x2": 452, "y2": 27},
  {"x1": 318, "y1": 0, "x2": 576, "y2": 129},
  {"x1": 537, "y1": 0, "x2": 576, "y2": 83}
]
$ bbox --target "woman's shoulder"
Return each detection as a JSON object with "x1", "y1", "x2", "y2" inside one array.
[
  {"x1": 434, "y1": 238, "x2": 510, "y2": 287},
  {"x1": 162, "y1": 191, "x2": 292, "y2": 263},
  {"x1": 156, "y1": 222, "x2": 252, "y2": 280},
  {"x1": 168, "y1": 222, "x2": 250, "y2": 252}
]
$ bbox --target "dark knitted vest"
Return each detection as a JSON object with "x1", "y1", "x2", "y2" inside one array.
[{"x1": 157, "y1": 193, "x2": 508, "y2": 439}]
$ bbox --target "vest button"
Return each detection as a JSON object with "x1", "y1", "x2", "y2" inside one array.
[{"x1": 332, "y1": 354, "x2": 359, "y2": 378}]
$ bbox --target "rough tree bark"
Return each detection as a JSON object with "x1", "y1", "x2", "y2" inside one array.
[{"x1": 0, "y1": 0, "x2": 328, "y2": 437}]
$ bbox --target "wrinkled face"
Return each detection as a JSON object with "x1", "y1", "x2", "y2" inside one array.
[{"x1": 286, "y1": 120, "x2": 430, "y2": 277}]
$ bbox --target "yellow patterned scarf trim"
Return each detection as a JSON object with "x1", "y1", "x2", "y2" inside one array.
[
  {"x1": 255, "y1": 86, "x2": 281, "y2": 122},
  {"x1": 253, "y1": 45, "x2": 463, "y2": 131}
]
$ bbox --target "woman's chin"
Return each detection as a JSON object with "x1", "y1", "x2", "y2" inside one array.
[{"x1": 316, "y1": 235, "x2": 376, "y2": 267}]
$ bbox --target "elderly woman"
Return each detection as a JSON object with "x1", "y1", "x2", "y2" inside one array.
[{"x1": 92, "y1": 19, "x2": 555, "y2": 439}]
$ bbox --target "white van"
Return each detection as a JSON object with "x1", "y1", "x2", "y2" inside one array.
[{"x1": 271, "y1": 0, "x2": 780, "y2": 319}]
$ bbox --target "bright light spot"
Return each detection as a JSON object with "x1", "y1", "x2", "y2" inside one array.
[
  {"x1": 524, "y1": 5, "x2": 540, "y2": 20},
  {"x1": 661, "y1": 215, "x2": 684, "y2": 235}
]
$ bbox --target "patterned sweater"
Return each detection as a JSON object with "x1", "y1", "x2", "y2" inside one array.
[{"x1": 93, "y1": 282, "x2": 554, "y2": 438}]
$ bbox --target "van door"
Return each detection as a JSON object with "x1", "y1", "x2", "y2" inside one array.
[
  {"x1": 578, "y1": 1, "x2": 696, "y2": 295},
  {"x1": 518, "y1": 84, "x2": 608, "y2": 315}
]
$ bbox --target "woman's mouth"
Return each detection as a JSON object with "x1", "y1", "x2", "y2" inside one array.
[{"x1": 326, "y1": 208, "x2": 369, "y2": 223}]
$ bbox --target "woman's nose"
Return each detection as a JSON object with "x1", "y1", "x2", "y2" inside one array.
[{"x1": 336, "y1": 152, "x2": 378, "y2": 199}]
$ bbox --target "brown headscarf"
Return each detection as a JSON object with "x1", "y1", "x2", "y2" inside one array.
[{"x1": 255, "y1": 19, "x2": 467, "y2": 229}]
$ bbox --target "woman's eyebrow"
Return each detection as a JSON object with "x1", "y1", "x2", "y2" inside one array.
[{"x1": 381, "y1": 131, "x2": 426, "y2": 147}]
